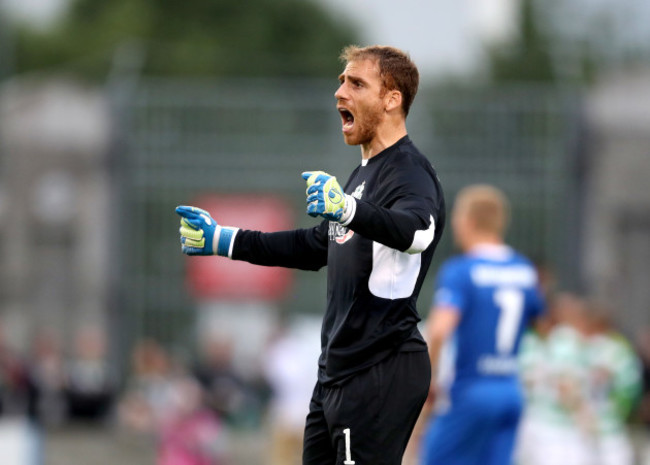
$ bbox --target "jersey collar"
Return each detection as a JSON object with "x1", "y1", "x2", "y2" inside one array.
[
  {"x1": 467, "y1": 243, "x2": 513, "y2": 261},
  {"x1": 360, "y1": 135, "x2": 411, "y2": 167}
]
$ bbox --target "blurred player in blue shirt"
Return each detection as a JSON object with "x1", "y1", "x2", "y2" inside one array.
[{"x1": 420, "y1": 185, "x2": 545, "y2": 465}]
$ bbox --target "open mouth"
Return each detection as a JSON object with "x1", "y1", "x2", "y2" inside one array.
[{"x1": 338, "y1": 108, "x2": 355, "y2": 132}]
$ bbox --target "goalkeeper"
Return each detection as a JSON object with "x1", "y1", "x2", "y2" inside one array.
[{"x1": 176, "y1": 45, "x2": 445, "y2": 465}]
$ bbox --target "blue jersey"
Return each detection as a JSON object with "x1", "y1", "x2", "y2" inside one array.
[{"x1": 434, "y1": 244, "x2": 544, "y2": 387}]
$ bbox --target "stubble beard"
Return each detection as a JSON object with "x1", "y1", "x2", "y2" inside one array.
[{"x1": 344, "y1": 102, "x2": 384, "y2": 146}]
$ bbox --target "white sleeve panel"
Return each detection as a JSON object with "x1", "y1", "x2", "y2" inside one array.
[
  {"x1": 405, "y1": 215, "x2": 436, "y2": 255},
  {"x1": 368, "y1": 242, "x2": 421, "y2": 300}
]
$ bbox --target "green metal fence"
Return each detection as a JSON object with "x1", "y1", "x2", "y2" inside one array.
[{"x1": 113, "y1": 78, "x2": 583, "y2": 369}]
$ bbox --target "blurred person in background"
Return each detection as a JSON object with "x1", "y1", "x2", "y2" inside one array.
[
  {"x1": 176, "y1": 44, "x2": 445, "y2": 465},
  {"x1": 0, "y1": 340, "x2": 30, "y2": 419},
  {"x1": 118, "y1": 339, "x2": 177, "y2": 433},
  {"x1": 582, "y1": 302, "x2": 641, "y2": 465},
  {"x1": 515, "y1": 303, "x2": 556, "y2": 464},
  {"x1": 533, "y1": 262, "x2": 558, "y2": 304},
  {"x1": 516, "y1": 293, "x2": 592, "y2": 465},
  {"x1": 64, "y1": 325, "x2": 116, "y2": 423},
  {"x1": 420, "y1": 184, "x2": 545, "y2": 465},
  {"x1": 0, "y1": 325, "x2": 42, "y2": 465},
  {"x1": 25, "y1": 328, "x2": 66, "y2": 427},
  {"x1": 263, "y1": 317, "x2": 319, "y2": 465},
  {"x1": 157, "y1": 377, "x2": 228, "y2": 465},
  {"x1": 192, "y1": 335, "x2": 253, "y2": 427},
  {"x1": 119, "y1": 338, "x2": 229, "y2": 465},
  {"x1": 635, "y1": 326, "x2": 650, "y2": 465}
]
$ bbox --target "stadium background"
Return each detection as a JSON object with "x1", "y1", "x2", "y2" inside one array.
[{"x1": 0, "y1": 0, "x2": 649, "y2": 463}]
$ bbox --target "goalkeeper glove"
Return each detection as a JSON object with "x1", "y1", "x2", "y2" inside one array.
[
  {"x1": 302, "y1": 171, "x2": 356, "y2": 224},
  {"x1": 175, "y1": 205, "x2": 238, "y2": 257}
]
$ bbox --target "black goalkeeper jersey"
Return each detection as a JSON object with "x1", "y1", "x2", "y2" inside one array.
[{"x1": 233, "y1": 136, "x2": 445, "y2": 384}]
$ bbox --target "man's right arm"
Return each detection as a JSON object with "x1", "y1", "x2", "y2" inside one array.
[
  {"x1": 232, "y1": 224, "x2": 329, "y2": 271},
  {"x1": 176, "y1": 205, "x2": 329, "y2": 271}
]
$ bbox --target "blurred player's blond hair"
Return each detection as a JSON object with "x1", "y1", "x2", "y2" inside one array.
[{"x1": 454, "y1": 184, "x2": 510, "y2": 236}]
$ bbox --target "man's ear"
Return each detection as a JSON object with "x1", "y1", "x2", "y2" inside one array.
[{"x1": 385, "y1": 89, "x2": 403, "y2": 113}]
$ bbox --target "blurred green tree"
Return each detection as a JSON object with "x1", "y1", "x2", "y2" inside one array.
[
  {"x1": 13, "y1": 0, "x2": 358, "y2": 78},
  {"x1": 487, "y1": 0, "x2": 556, "y2": 82}
]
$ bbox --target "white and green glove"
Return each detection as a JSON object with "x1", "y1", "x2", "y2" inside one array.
[
  {"x1": 175, "y1": 205, "x2": 238, "y2": 257},
  {"x1": 302, "y1": 171, "x2": 356, "y2": 224}
]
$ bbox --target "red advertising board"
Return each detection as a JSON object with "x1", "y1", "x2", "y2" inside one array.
[{"x1": 185, "y1": 194, "x2": 295, "y2": 300}]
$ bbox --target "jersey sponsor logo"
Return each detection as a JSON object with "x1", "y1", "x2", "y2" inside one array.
[
  {"x1": 329, "y1": 222, "x2": 354, "y2": 244},
  {"x1": 351, "y1": 181, "x2": 365, "y2": 200}
]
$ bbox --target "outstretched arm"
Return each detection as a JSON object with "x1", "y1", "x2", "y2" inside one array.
[
  {"x1": 232, "y1": 224, "x2": 329, "y2": 271},
  {"x1": 176, "y1": 205, "x2": 328, "y2": 271}
]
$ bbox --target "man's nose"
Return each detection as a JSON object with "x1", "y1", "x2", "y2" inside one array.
[{"x1": 334, "y1": 82, "x2": 347, "y2": 100}]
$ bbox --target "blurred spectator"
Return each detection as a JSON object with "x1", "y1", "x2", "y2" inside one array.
[
  {"x1": 516, "y1": 293, "x2": 592, "y2": 465},
  {"x1": 534, "y1": 261, "x2": 558, "y2": 302},
  {"x1": 518, "y1": 295, "x2": 644, "y2": 465},
  {"x1": 262, "y1": 317, "x2": 319, "y2": 465},
  {"x1": 583, "y1": 302, "x2": 641, "y2": 465},
  {"x1": 636, "y1": 326, "x2": 650, "y2": 465},
  {"x1": 119, "y1": 338, "x2": 229, "y2": 465},
  {"x1": 192, "y1": 336, "x2": 251, "y2": 426},
  {"x1": 157, "y1": 378, "x2": 228, "y2": 465},
  {"x1": 0, "y1": 326, "x2": 50, "y2": 465},
  {"x1": 516, "y1": 305, "x2": 556, "y2": 462},
  {"x1": 0, "y1": 345, "x2": 29, "y2": 418},
  {"x1": 118, "y1": 339, "x2": 177, "y2": 433},
  {"x1": 25, "y1": 328, "x2": 66, "y2": 426},
  {"x1": 64, "y1": 325, "x2": 116, "y2": 423}
]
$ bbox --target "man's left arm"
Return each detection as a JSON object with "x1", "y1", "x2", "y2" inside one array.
[
  {"x1": 427, "y1": 262, "x2": 465, "y2": 381},
  {"x1": 303, "y1": 167, "x2": 441, "y2": 254},
  {"x1": 348, "y1": 195, "x2": 437, "y2": 254},
  {"x1": 426, "y1": 306, "x2": 461, "y2": 380}
]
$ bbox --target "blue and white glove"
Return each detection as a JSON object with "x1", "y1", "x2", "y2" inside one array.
[
  {"x1": 302, "y1": 171, "x2": 356, "y2": 224},
  {"x1": 175, "y1": 205, "x2": 238, "y2": 257}
]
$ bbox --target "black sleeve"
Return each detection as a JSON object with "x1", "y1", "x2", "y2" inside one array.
[
  {"x1": 231, "y1": 220, "x2": 329, "y2": 271},
  {"x1": 348, "y1": 163, "x2": 442, "y2": 253}
]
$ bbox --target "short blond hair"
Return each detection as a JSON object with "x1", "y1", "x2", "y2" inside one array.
[{"x1": 454, "y1": 184, "x2": 510, "y2": 236}]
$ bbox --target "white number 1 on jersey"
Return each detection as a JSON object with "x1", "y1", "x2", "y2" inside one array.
[
  {"x1": 343, "y1": 428, "x2": 355, "y2": 465},
  {"x1": 494, "y1": 287, "x2": 524, "y2": 354}
]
